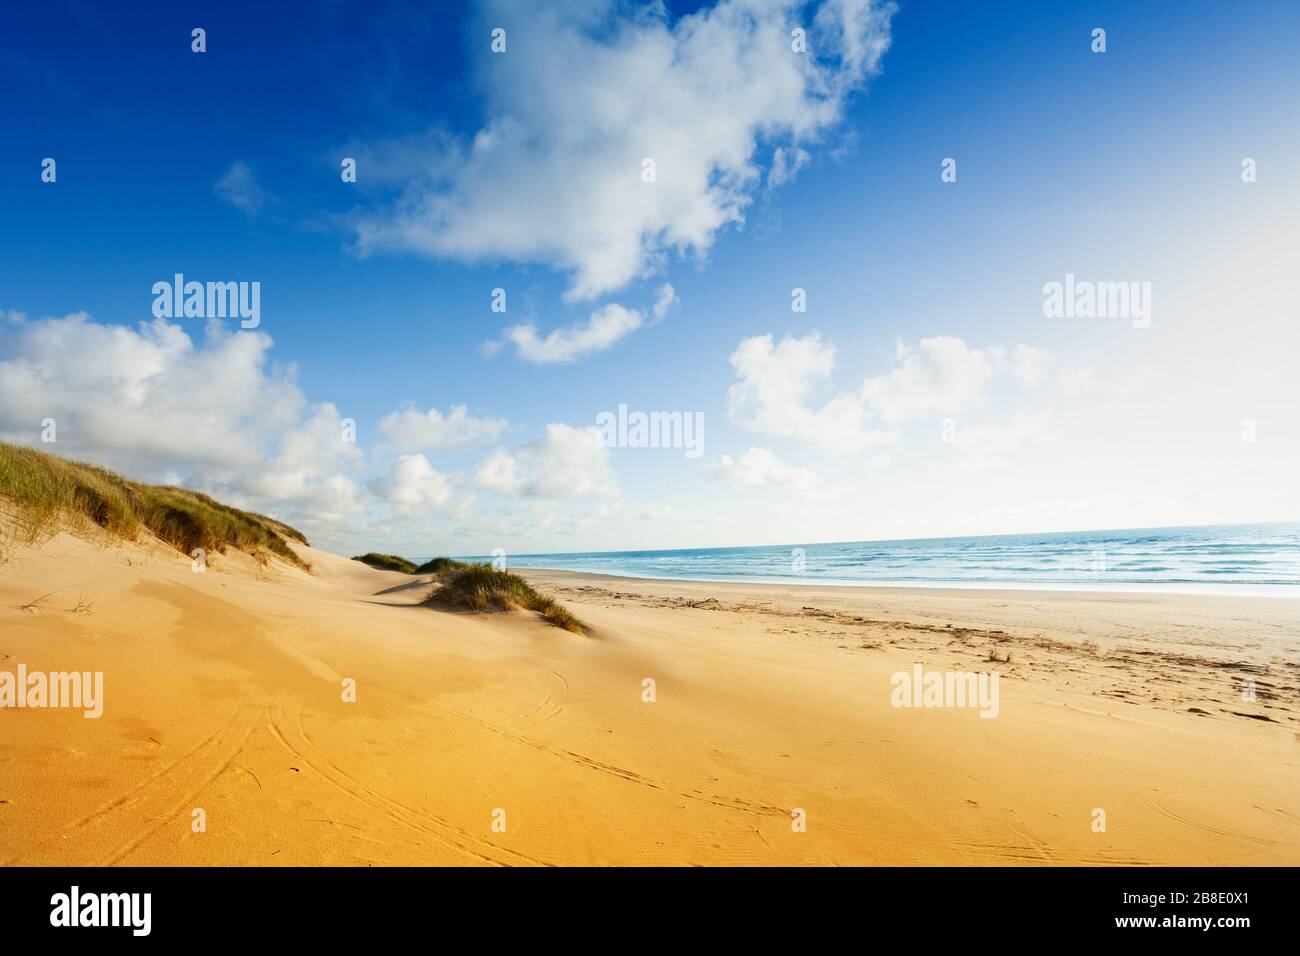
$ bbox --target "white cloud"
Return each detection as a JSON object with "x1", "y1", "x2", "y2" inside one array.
[
  {"x1": 651, "y1": 283, "x2": 679, "y2": 323},
  {"x1": 474, "y1": 424, "x2": 618, "y2": 500},
  {"x1": 1010, "y1": 343, "x2": 1052, "y2": 389},
  {"x1": 499, "y1": 283, "x2": 678, "y2": 363},
  {"x1": 1002, "y1": 344, "x2": 1099, "y2": 396},
  {"x1": 705, "y1": 447, "x2": 817, "y2": 490},
  {"x1": 214, "y1": 161, "x2": 272, "y2": 217},
  {"x1": 474, "y1": 448, "x2": 520, "y2": 496},
  {"x1": 351, "y1": 0, "x2": 894, "y2": 299},
  {"x1": 239, "y1": 401, "x2": 366, "y2": 519},
  {"x1": 768, "y1": 146, "x2": 811, "y2": 188},
  {"x1": 1059, "y1": 365, "x2": 1098, "y2": 395},
  {"x1": 860, "y1": 336, "x2": 1001, "y2": 423},
  {"x1": 727, "y1": 332, "x2": 1074, "y2": 458},
  {"x1": 368, "y1": 454, "x2": 455, "y2": 509},
  {"x1": 727, "y1": 332, "x2": 893, "y2": 454},
  {"x1": 502, "y1": 303, "x2": 644, "y2": 364},
  {"x1": 945, "y1": 409, "x2": 1057, "y2": 473},
  {"x1": 0, "y1": 311, "x2": 362, "y2": 519},
  {"x1": 377, "y1": 403, "x2": 507, "y2": 449}
]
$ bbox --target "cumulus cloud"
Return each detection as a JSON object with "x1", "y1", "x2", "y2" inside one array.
[
  {"x1": 474, "y1": 424, "x2": 618, "y2": 500},
  {"x1": 727, "y1": 332, "x2": 893, "y2": 454},
  {"x1": 377, "y1": 403, "x2": 507, "y2": 449},
  {"x1": 705, "y1": 447, "x2": 817, "y2": 490},
  {"x1": 474, "y1": 448, "x2": 520, "y2": 496},
  {"x1": 368, "y1": 454, "x2": 456, "y2": 509},
  {"x1": 728, "y1": 332, "x2": 1076, "y2": 457},
  {"x1": 860, "y1": 337, "x2": 1002, "y2": 423},
  {"x1": 0, "y1": 311, "x2": 362, "y2": 518},
  {"x1": 238, "y1": 401, "x2": 366, "y2": 519},
  {"x1": 351, "y1": 0, "x2": 895, "y2": 300}
]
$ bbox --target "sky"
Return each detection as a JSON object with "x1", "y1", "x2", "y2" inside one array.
[{"x1": 2, "y1": 0, "x2": 1298, "y2": 558}]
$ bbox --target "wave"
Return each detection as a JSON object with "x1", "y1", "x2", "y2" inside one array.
[{"x1": 500, "y1": 522, "x2": 1300, "y2": 592}]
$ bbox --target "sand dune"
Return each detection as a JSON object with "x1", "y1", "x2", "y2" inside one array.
[{"x1": 1, "y1": 527, "x2": 1297, "y2": 866}]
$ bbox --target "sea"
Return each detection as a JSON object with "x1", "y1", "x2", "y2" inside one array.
[{"x1": 449, "y1": 522, "x2": 1300, "y2": 595}]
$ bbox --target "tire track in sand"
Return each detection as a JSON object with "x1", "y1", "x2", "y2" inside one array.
[
  {"x1": 2, "y1": 698, "x2": 266, "y2": 866},
  {"x1": 417, "y1": 695, "x2": 790, "y2": 820},
  {"x1": 266, "y1": 693, "x2": 552, "y2": 866}
]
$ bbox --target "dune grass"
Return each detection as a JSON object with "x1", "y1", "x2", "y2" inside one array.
[
  {"x1": 0, "y1": 441, "x2": 310, "y2": 569},
  {"x1": 352, "y1": 554, "x2": 475, "y2": 576},
  {"x1": 414, "y1": 556, "x2": 472, "y2": 576},
  {"x1": 425, "y1": 564, "x2": 584, "y2": 633},
  {"x1": 352, "y1": 551, "x2": 583, "y2": 633},
  {"x1": 351, "y1": 552, "x2": 419, "y2": 574}
]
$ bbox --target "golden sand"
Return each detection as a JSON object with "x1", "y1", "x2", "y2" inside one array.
[{"x1": 1, "y1": 529, "x2": 1296, "y2": 865}]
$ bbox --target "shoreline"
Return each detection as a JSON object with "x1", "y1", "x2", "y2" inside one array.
[{"x1": 510, "y1": 565, "x2": 1300, "y2": 599}]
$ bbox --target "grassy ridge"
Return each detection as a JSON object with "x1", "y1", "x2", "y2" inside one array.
[
  {"x1": 0, "y1": 441, "x2": 310, "y2": 569},
  {"x1": 351, "y1": 552, "x2": 419, "y2": 574},
  {"x1": 0, "y1": 442, "x2": 581, "y2": 631},
  {"x1": 414, "y1": 556, "x2": 470, "y2": 575},
  {"x1": 352, "y1": 553, "x2": 474, "y2": 575}
]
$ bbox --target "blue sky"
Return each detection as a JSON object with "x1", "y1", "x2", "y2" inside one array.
[{"x1": 2, "y1": 0, "x2": 1298, "y2": 556}]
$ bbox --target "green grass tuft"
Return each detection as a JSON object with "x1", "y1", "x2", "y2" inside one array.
[
  {"x1": 0, "y1": 441, "x2": 310, "y2": 569},
  {"x1": 352, "y1": 552, "x2": 418, "y2": 574},
  {"x1": 425, "y1": 564, "x2": 584, "y2": 633}
]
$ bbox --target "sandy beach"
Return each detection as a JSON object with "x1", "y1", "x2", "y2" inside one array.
[{"x1": 1, "y1": 528, "x2": 1297, "y2": 866}]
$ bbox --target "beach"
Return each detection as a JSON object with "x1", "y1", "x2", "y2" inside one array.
[{"x1": 2, "y1": 529, "x2": 1297, "y2": 866}]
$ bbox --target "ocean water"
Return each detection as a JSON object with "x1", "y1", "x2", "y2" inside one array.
[{"x1": 456, "y1": 523, "x2": 1300, "y2": 594}]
